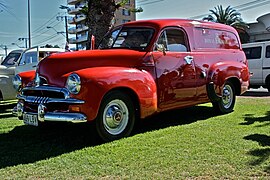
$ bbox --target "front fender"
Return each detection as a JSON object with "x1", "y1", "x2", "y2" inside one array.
[
  {"x1": 18, "y1": 70, "x2": 36, "y2": 88},
  {"x1": 71, "y1": 67, "x2": 158, "y2": 121},
  {"x1": 207, "y1": 61, "x2": 249, "y2": 96}
]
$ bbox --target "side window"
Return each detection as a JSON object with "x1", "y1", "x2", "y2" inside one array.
[
  {"x1": 19, "y1": 52, "x2": 38, "y2": 65},
  {"x1": 266, "y1": 45, "x2": 270, "y2": 58},
  {"x1": 157, "y1": 29, "x2": 188, "y2": 52},
  {"x1": 243, "y1": 47, "x2": 262, "y2": 59}
]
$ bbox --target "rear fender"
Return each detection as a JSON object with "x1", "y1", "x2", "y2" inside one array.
[
  {"x1": 207, "y1": 61, "x2": 249, "y2": 98},
  {"x1": 70, "y1": 67, "x2": 158, "y2": 121}
]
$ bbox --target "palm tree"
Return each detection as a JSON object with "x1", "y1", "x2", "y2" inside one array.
[
  {"x1": 80, "y1": 0, "x2": 143, "y2": 50},
  {"x1": 203, "y1": 5, "x2": 249, "y2": 43}
]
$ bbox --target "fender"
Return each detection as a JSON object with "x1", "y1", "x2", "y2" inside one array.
[
  {"x1": 207, "y1": 61, "x2": 249, "y2": 100},
  {"x1": 18, "y1": 70, "x2": 36, "y2": 88},
  {"x1": 69, "y1": 67, "x2": 158, "y2": 121}
]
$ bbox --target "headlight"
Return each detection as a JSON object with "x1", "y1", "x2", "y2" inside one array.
[
  {"x1": 13, "y1": 74, "x2": 22, "y2": 91},
  {"x1": 34, "y1": 72, "x2": 41, "y2": 87},
  {"x1": 66, "y1": 73, "x2": 81, "y2": 94}
]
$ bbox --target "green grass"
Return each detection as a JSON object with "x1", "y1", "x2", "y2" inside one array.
[{"x1": 0, "y1": 97, "x2": 269, "y2": 179}]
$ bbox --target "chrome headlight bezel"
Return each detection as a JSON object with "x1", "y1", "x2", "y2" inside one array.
[
  {"x1": 34, "y1": 72, "x2": 41, "y2": 87},
  {"x1": 13, "y1": 74, "x2": 22, "y2": 92},
  {"x1": 66, "y1": 73, "x2": 81, "y2": 95}
]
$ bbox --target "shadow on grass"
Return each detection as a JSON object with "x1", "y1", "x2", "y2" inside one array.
[
  {"x1": 240, "y1": 111, "x2": 270, "y2": 127},
  {"x1": 0, "y1": 101, "x2": 16, "y2": 119},
  {"x1": 244, "y1": 134, "x2": 270, "y2": 173},
  {"x1": 0, "y1": 105, "x2": 218, "y2": 169}
]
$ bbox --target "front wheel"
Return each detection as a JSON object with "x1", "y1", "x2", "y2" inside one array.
[
  {"x1": 212, "y1": 81, "x2": 236, "y2": 114},
  {"x1": 95, "y1": 91, "x2": 136, "y2": 142}
]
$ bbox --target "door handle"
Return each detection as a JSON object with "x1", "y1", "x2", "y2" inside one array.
[
  {"x1": 32, "y1": 65, "x2": 37, "y2": 68},
  {"x1": 184, "y1": 55, "x2": 193, "y2": 65}
]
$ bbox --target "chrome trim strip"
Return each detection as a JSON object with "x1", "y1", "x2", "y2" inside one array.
[
  {"x1": 22, "y1": 112, "x2": 87, "y2": 122},
  {"x1": 21, "y1": 86, "x2": 70, "y2": 99},
  {"x1": 17, "y1": 94, "x2": 85, "y2": 104},
  {"x1": 44, "y1": 112, "x2": 87, "y2": 122}
]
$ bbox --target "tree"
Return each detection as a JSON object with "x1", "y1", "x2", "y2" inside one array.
[
  {"x1": 203, "y1": 5, "x2": 249, "y2": 43},
  {"x1": 80, "y1": 0, "x2": 142, "y2": 49}
]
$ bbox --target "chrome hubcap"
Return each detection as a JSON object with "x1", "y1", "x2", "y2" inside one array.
[
  {"x1": 222, "y1": 84, "x2": 233, "y2": 109},
  {"x1": 103, "y1": 99, "x2": 129, "y2": 135}
]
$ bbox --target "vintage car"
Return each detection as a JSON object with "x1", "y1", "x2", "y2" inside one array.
[
  {"x1": 14, "y1": 46, "x2": 65, "y2": 75},
  {"x1": 0, "y1": 49, "x2": 23, "y2": 101},
  {"x1": 13, "y1": 19, "x2": 249, "y2": 142}
]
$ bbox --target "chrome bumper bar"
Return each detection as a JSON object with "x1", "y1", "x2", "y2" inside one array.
[{"x1": 13, "y1": 105, "x2": 87, "y2": 122}]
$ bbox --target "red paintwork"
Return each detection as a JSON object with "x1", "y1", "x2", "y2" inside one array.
[
  {"x1": 21, "y1": 19, "x2": 249, "y2": 121},
  {"x1": 18, "y1": 70, "x2": 35, "y2": 87}
]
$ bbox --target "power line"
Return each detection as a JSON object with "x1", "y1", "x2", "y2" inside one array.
[
  {"x1": 31, "y1": 12, "x2": 64, "y2": 34},
  {"x1": 137, "y1": 0, "x2": 164, "y2": 6},
  {"x1": 190, "y1": 0, "x2": 270, "y2": 19},
  {"x1": 31, "y1": 21, "x2": 62, "y2": 40},
  {"x1": 34, "y1": 34, "x2": 60, "y2": 46}
]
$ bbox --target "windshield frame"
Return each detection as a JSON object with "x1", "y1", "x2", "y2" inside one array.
[{"x1": 98, "y1": 26, "x2": 155, "y2": 51}]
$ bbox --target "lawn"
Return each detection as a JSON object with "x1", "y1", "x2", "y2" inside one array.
[{"x1": 0, "y1": 97, "x2": 269, "y2": 179}]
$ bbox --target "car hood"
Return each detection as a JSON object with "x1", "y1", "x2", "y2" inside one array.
[
  {"x1": 38, "y1": 49, "x2": 148, "y2": 87},
  {"x1": 0, "y1": 65, "x2": 15, "y2": 75}
]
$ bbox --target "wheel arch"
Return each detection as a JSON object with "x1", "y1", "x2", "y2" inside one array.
[
  {"x1": 226, "y1": 77, "x2": 241, "y2": 96},
  {"x1": 103, "y1": 87, "x2": 141, "y2": 119}
]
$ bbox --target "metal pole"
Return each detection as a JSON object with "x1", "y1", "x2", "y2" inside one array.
[
  {"x1": 4, "y1": 45, "x2": 7, "y2": 56},
  {"x1": 65, "y1": 15, "x2": 69, "y2": 43},
  {"x1": 25, "y1": 38, "x2": 28, "y2": 48},
  {"x1": 28, "y1": 0, "x2": 31, "y2": 48}
]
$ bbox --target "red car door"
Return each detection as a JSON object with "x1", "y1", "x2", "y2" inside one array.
[{"x1": 152, "y1": 28, "x2": 197, "y2": 110}]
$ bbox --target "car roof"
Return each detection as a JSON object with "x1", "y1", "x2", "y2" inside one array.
[
  {"x1": 123, "y1": 19, "x2": 236, "y2": 32},
  {"x1": 9, "y1": 49, "x2": 24, "y2": 54},
  {"x1": 25, "y1": 47, "x2": 65, "y2": 53}
]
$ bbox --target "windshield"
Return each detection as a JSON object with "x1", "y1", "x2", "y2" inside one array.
[
  {"x1": 1, "y1": 52, "x2": 22, "y2": 66},
  {"x1": 98, "y1": 27, "x2": 154, "y2": 50}
]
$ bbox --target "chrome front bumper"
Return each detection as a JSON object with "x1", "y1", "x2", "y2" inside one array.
[{"x1": 13, "y1": 86, "x2": 87, "y2": 123}]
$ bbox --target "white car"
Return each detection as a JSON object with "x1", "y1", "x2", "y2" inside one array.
[
  {"x1": 15, "y1": 46, "x2": 65, "y2": 74},
  {"x1": 0, "y1": 50, "x2": 24, "y2": 100}
]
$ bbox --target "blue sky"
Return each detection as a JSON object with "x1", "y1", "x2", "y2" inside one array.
[{"x1": 1, "y1": 0, "x2": 270, "y2": 55}]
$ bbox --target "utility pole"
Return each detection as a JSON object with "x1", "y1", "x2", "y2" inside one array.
[
  {"x1": 18, "y1": 38, "x2": 28, "y2": 48},
  {"x1": 56, "y1": 14, "x2": 69, "y2": 43},
  {"x1": 28, "y1": 0, "x2": 31, "y2": 48},
  {"x1": 0, "y1": 45, "x2": 8, "y2": 56},
  {"x1": 59, "y1": 5, "x2": 70, "y2": 44}
]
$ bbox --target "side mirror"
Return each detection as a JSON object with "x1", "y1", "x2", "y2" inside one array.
[
  {"x1": 91, "y1": 35, "x2": 95, "y2": 50},
  {"x1": 156, "y1": 43, "x2": 166, "y2": 55}
]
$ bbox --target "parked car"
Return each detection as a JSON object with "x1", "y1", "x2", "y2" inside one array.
[
  {"x1": 242, "y1": 41, "x2": 270, "y2": 92},
  {"x1": 14, "y1": 46, "x2": 65, "y2": 75},
  {"x1": 0, "y1": 50, "x2": 24, "y2": 100},
  {"x1": 13, "y1": 19, "x2": 249, "y2": 141}
]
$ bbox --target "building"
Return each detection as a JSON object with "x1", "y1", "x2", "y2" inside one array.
[
  {"x1": 67, "y1": 0, "x2": 136, "y2": 50},
  {"x1": 246, "y1": 13, "x2": 270, "y2": 43}
]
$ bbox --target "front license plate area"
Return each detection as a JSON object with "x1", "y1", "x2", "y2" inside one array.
[{"x1": 23, "y1": 113, "x2": 38, "y2": 126}]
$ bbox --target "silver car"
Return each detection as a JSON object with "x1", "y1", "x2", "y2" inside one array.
[{"x1": 0, "y1": 50, "x2": 23, "y2": 101}]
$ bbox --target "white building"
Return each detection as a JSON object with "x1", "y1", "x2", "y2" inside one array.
[{"x1": 247, "y1": 13, "x2": 270, "y2": 42}]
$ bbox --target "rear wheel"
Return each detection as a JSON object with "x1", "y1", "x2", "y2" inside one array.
[
  {"x1": 96, "y1": 91, "x2": 135, "y2": 142},
  {"x1": 212, "y1": 81, "x2": 235, "y2": 114}
]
